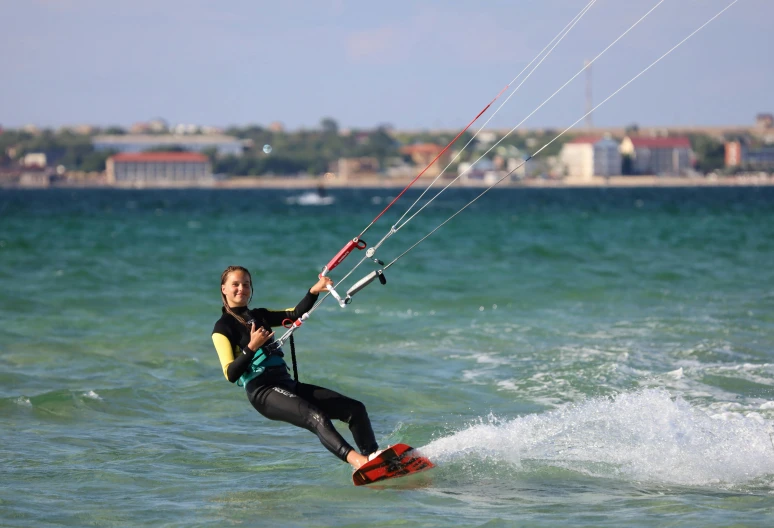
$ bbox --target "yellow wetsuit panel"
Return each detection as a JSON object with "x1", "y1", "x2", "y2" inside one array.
[{"x1": 212, "y1": 332, "x2": 237, "y2": 380}]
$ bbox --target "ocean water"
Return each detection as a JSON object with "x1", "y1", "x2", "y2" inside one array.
[{"x1": 1, "y1": 186, "x2": 773, "y2": 527}]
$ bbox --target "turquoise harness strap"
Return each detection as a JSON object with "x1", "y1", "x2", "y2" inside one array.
[{"x1": 237, "y1": 350, "x2": 287, "y2": 388}]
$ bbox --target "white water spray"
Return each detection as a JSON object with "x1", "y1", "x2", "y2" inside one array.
[{"x1": 421, "y1": 389, "x2": 774, "y2": 488}]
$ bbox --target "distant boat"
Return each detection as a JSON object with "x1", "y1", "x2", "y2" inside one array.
[{"x1": 286, "y1": 186, "x2": 335, "y2": 206}]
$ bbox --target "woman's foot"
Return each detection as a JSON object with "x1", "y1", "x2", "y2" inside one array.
[
  {"x1": 347, "y1": 450, "x2": 369, "y2": 470},
  {"x1": 367, "y1": 448, "x2": 385, "y2": 462}
]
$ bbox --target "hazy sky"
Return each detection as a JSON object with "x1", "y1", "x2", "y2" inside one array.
[{"x1": 1, "y1": 0, "x2": 770, "y2": 130}]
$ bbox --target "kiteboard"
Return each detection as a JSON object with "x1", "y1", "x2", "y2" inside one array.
[{"x1": 352, "y1": 443, "x2": 434, "y2": 486}]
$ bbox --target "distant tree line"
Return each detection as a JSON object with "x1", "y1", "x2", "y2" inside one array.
[
  {"x1": 214, "y1": 120, "x2": 399, "y2": 176},
  {"x1": 0, "y1": 118, "x2": 742, "y2": 176}
]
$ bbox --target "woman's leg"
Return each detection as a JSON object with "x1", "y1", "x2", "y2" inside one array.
[
  {"x1": 293, "y1": 381, "x2": 379, "y2": 457},
  {"x1": 247, "y1": 382, "x2": 355, "y2": 463}
]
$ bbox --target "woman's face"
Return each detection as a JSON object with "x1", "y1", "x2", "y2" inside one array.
[{"x1": 222, "y1": 270, "x2": 252, "y2": 307}]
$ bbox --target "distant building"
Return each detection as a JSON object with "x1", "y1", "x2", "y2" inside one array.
[
  {"x1": 21, "y1": 152, "x2": 47, "y2": 168},
  {"x1": 129, "y1": 122, "x2": 152, "y2": 134},
  {"x1": 560, "y1": 136, "x2": 621, "y2": 180},
  {"x1": 756, "y1": 113, "x2": 773, "y2": 129},
  {"x1": 400, "y1": 144, "x2": 452, "y2": 177},
  {"x1": 19, "y1": 171, "x2": 53, "y2": 187},
  {"x1": 172, "y1": 124, "x2": 201, "y2": 135},
  {"x1": 619, "y1": 136, "x2": 692, "y2": 175},
  {"x1": 93, "y1": 134, "x2": 247, "y2": 157},
  {"x1": 148, "y1": 119, "x2": 169, "y2": 133},
  {"x1": 594, "y1": 137, "x2": 622, "y2": 176},
  {"x1": 725, "y1": 140, "x2": 774, "y2": 170},
  {"x1": 68, "y1": 124, "x2": 96, "y2": 135},
  {"x1": 130, "y1": 119, "x2": 169, "y2": 134},
  {"x1": 561, "y1": 136, "x2": 597, "y2": 179},
  {"x1": 332, "y1": 157, "x2": 379, "y2": 179},
  {"x1": 106, "y1": 152, "x2": 212, "y2": 185},
  {"x1": 725, "y1": 141, "x2": 744, "y2": 167},
  {"x1": 458, "y1": 158, "x2": 498, "y2": 183},
  {"x1": 505, "y1": 155, "x2": 535, "y2": 181},
  {"x1": 476, "y1": 131, "x2": 499, "y2": 146}
]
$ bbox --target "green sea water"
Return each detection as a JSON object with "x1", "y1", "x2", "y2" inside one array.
[{"x1": 1, "y1": 186, "x2": 773, "y2": 527}]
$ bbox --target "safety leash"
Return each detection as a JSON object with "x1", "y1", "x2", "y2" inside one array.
[{"x1": 289, "y1": 334, "x2": 299, "y2": 381}]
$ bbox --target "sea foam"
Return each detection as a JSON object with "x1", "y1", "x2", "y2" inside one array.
[{"x1": 422, "y1": 388, "x2": 774, "y2": 488}]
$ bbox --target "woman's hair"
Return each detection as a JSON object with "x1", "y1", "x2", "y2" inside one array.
[{"x1": 220, "y1": 265, "x2": 252, "y2": 326}]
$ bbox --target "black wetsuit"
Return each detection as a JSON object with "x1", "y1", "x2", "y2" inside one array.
[{"x1": 211, "y1": 292, "x2": 378, "y2": 462}]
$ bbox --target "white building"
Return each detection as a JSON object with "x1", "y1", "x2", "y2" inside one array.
[
  {"x1": 21, "y1": 152, "x2": 47, "y2": 168},
  {"x1": 619, "y1": 136, "x2": 692, "y2": 175},
  {"x1": 106, "y1": 152, "x2": 212, "y2": 185},
  {"x1": 594, "y1": 137, "x2": 622, "y2": 176},
  {"x1": 560, "y1": 136, "x2": 621, "y2": 180}
]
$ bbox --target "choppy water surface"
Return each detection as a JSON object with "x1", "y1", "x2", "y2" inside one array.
[{"x1": 1, "y1": 187, "x2": 773, "y2": 527}]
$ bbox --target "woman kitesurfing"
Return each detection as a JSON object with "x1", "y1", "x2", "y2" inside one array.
[{"x1": 211, "y1": 266, "x2": 381, "y2": 470}]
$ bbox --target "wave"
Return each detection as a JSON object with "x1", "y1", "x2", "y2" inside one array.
[{"x1": 421, "y1": 388, "x2": 774, "y2": 489}]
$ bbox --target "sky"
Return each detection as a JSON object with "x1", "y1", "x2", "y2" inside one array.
[{"x1": 1, "y1": 0, "x2": 771, "y2": 131}]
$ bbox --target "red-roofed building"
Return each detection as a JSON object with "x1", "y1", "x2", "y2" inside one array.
[
  {"x1": 106, "y1": 152, "x2": 212, "y2": 185},
  {"x1": 620, "y1": 136, "x2": 693, "y2": 175},
  {"x1": 560, "y1": 135, "x2": 621, "y2": 180},
  {"x1": 400, "y1": 143, "x2": 452, "y2": 177}
]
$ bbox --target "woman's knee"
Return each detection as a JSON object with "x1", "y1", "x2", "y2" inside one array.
[
  {"x1": 303, "y1": 406, "x2": 333, "y2": 432},
  {"x1": 347, "y1": 398, "x2": 369, "y2": 422}
]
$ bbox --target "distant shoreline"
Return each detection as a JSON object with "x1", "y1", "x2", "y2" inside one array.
[
  {"x1": 215, "y1": 175, "x2": 773, "y2": 190},
  {"x1": 4, "y1": 174, "x2": 773, "y2": 190}
]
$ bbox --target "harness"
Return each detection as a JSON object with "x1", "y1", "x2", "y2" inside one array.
[
  {"x1": 237, "y1": 319, "x2": 301, "y2": 389},
  {"x1": 237, "y1": 345, "x2": 285, "y2": 388}
]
